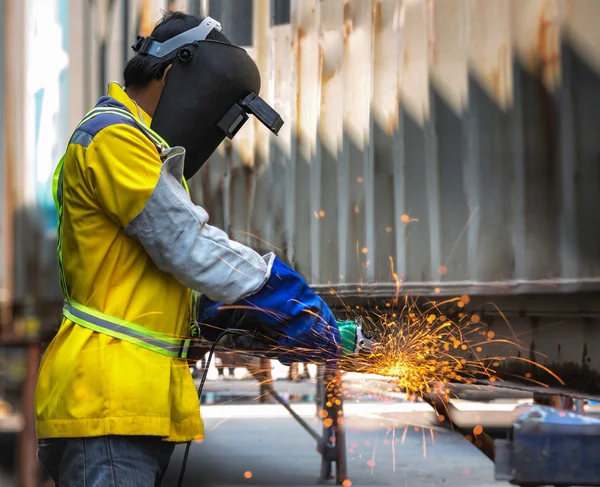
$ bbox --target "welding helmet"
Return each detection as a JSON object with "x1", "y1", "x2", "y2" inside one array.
[{"x1": 132, "y1": 17, "x2": 283, "y2": 179}]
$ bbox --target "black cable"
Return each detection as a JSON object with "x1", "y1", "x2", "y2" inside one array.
[{"x1": 177, "y1": 329, "x2": 251, "y2": 487}]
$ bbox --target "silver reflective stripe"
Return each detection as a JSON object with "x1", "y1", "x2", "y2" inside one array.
[
  {"x1": 64, "y1": 302, "x2": 187, "y2": 357},
  {"x1": 145, "y1": 16, "x2": 222, "y2": 58}
]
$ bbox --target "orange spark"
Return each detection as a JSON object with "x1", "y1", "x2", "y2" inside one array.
[{"x1": 233, "y1": 231, "x2": 282, "y2": 252}]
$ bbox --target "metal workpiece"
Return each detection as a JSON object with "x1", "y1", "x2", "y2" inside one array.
[{"x1": 494, "y1": 405, "x2": 600, "y2": 486}]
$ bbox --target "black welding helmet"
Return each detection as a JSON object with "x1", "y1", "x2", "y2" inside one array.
[{"x1": 132, "y1": 17, "x2": 283, "y2": 179}]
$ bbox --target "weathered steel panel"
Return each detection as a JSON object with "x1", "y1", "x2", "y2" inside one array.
[
  {"x1": 247, "y1": 0, "x2": 274, "y2": 253},
  {"x1": 192, "y1": 0, "x2": 600, "y2": 297},
  {"x1": 270, "y1": 21, "x2": 294, "y2": 260},
  {"x1": 430, "y1": 0, "x2": 470, "y2": 284},
  {"x1": 290, "y1": 0, "x2": 319, "y2": 278},
  {"x1": 318, "y1": 0, "x2": 344, "y2": 285},
  {"x1": 342, "y1": 0, "x2": 374, "y2": 285},
  {"x1": 371, "y1": 0, "x2": 401, "y2": 284},
  {"x1": 4, "y1": 0, "x2": 600, "y2": 339}
]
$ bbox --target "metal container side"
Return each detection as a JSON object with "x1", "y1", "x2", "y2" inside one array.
[
  {"x1": 190, "y1": 0, "x2": 600, "y2": 298},
  {"x1": 4, "y1": 0, "x2": 600, "y2": 329}
]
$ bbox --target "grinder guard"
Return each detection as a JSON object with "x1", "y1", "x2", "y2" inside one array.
[{"x1": 150, "y1": 39, "x2": 283, "y2": 179}]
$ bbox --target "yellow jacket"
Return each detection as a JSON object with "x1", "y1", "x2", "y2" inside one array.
[{"x1": 35, "y1": 83, "x2": 273, "y2": 441}]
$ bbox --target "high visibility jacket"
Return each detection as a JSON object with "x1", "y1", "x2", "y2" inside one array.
[{"x1": 35, "y1": 82, "x2": 273, "y2": 442}]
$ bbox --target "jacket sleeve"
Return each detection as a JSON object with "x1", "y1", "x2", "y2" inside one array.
[{"x1": 86, "y1": 123, "x2": 274, "y2": 304}]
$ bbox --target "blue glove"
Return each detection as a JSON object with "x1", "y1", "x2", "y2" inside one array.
[{"x1": 197, "y1": 257, "x2": 341, "y2": 366}]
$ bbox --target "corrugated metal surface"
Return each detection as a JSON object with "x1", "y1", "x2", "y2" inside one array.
[
  {"x1": 186, "y1": 0, "x2": 600, "y2": 297},
  {"x1": 4, "y1": 0, "x2": 600, "y2": 331}
]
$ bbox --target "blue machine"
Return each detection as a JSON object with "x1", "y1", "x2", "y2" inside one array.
[{"x1": 495, "y1": 405, "x2": 600, "y2": 486}]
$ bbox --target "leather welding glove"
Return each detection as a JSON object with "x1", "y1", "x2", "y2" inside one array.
[{"x1": 196, "y1": 256, "x2": 341, "y2": 366}]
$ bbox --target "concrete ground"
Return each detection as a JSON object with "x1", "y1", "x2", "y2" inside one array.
[
  {"x1": 162, "y1": 403, "x2": 508, "y2": 487},
  {"x1": 2, "y1": 362, "x2": 597, "y2": 486}
]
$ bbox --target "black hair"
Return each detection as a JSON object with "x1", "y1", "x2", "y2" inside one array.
[{"x1": 123, "y1": 11, "x2": 230, "y2": 89}]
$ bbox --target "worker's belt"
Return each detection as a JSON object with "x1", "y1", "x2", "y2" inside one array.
[{"x1": 63, "y1": 301, "x2": 191, "y2": 359}]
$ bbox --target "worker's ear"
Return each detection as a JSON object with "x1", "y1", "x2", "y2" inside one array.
[{"x1": 161, "y1": 64, "x2": 173, "y2": 87}]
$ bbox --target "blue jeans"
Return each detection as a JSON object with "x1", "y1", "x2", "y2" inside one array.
[{"x1": 37, "y1": 436, "x2": 176, "y2": 486}]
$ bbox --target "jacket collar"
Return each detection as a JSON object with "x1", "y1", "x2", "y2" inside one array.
[{"x1": 95, "y1": 82, "x2": 153, "y2": 127}]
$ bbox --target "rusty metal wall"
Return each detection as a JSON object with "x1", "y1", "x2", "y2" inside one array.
[
  {"x1": 4, "y1": 0, "x2": 600, "y2": 334},
  {"x1": 185, "y1": 0, "x2": 600, "y2": 298}
]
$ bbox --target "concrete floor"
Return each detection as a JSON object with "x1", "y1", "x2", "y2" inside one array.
[
  {"x1": 4, "y1": 370, "x2": 596, "y2": 486},
  {"x1": 162, "y1": 404, "x2": 509, "y2": 487}
]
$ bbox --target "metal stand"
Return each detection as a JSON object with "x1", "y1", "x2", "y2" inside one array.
[
  {"x1": 423, "y1": 390, "x2": 495, "y2": 461},
  {"x1": 261, "y1": 365, "x2": 347, "y2": 485},
  {"x1": 318, "y1": 366, "x2": 347, "y2": 485}
]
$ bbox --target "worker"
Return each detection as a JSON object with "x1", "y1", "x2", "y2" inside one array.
[{"x1": 35, "y1": 11, "x2": 341, "y2": 486}]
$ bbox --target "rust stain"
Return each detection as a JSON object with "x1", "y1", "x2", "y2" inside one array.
[
  {"x1": 140, "y1": 0, "x2": 155, "y2": 36},
  {"x1": 344, "y1": 2, "x2": 353, "y2": 41},
  {"x1": 534, "y1": 7, "x2": 561, "y2": 86},
  {"x1": 529, "y1": 6, "x2": 560, "y2": 206},
  {"x1": 386, "y1": 112, "x2": 398, "y2": 135},
  {"x1": 320, "y1": 44, "x2": 337, "y2": 85},
  {"x1": 431, "y1": 40, "x2": 438, "y2": 67},
  {"x1": 489, "y1": 68, "x2": 501, "y2": 99},
  {"x1": 373, "y1": 0, "x2": 383, "y2": 36},
  {"x1": 239, "y1": 139, "x2": 254, "y2": 168}
]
